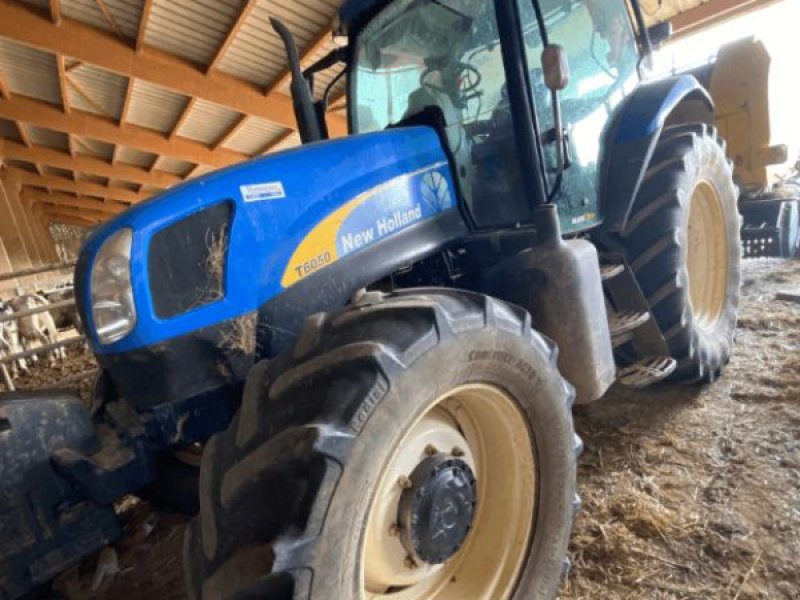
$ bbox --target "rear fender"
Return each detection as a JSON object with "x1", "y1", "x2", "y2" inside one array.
[{"x1": 599, "y1": 75, "x2": 714, "y2": 234}]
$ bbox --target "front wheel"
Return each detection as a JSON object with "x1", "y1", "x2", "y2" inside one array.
[
  {"x1": 618, "y1": 124, "x2": 741, "y2": 382},
  {"x1": 184, "y1": 290, "x2": 581, "y2": 600}
]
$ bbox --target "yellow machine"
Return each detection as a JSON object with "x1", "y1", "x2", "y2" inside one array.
[{"x1": 687, "y1": 37, "x2": 800, "y2": 257}]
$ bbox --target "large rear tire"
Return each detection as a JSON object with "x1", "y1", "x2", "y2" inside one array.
[
  {"x1": 184, "y1": 289, "x2": 581, "y2": 600},
  {"x1": 617, "y1": 124, "x2": 741, "y2": 382}
]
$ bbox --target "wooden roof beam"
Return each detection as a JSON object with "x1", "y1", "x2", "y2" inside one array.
[
  {"x1": 671, "y1": 0, "x2": 779, "y2": 35},
  {"x1": 1, "y1": 139, "x2": 181, "y2": 188},
  {"x1": 56, "y1": 55, "x2": 70, "y2": 115},
  {"x1": 0, "y1": 2, "x2": 346, "y2": 135},
  {"x1": 0, "y1": 69, "x2": 10, "y2": 99},
  {"x1": 136, "y1": 0, "x2": 153, "y2": 53},
  {"x1": 0, "y1": 95, "x2": 249, "y2": 167},
  {"x1": 170, "y1": 98, "x2": 197, "y2": 140},
  {"x1": 207, "y1": 0, "x2": 257, "y2": 74},
  {"x1": 23, "y1": 189, "x2": 126, "y2": 215},
  {"x1": 49, "y1": 0, "x2": 61, "y2": 25},
  {"x1": 12, "y1": 169, "x2": 142, "y2": 203},
  {"x1": 45, "y1": 213, "x2": 99, "y2": 227}
]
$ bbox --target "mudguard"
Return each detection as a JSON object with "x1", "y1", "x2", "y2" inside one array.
[
  {"x1": 0, "y1": 392, "x2": 120, "y2": 600},
  {"x1": 598, "y1": 75, "x2": 714, "y2": 234}
]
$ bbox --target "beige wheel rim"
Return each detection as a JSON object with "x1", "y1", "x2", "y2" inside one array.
[
  {"x1": 686, "y1": 180, "x2": 728, "y2": 331},
  {"x1": 361, "y1": 384, "x2": 537, "y2": 600}
]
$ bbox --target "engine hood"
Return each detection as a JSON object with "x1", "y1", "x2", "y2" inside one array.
[{"x1": 76, "y1": 127, "x2": 460, "y2": 354}]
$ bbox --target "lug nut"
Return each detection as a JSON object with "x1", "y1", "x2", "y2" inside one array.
[
  {"x1": 398, "y1": 475, "x2": 413, "y2": 490},
  {"x1": 452, "y1": 447, "x2": 465, "y2": 457},
  {"x1": 424, "y1": 444, "x2": 438, "y2": 456},
  {"x1": 388, "y1": 524, "x2": 400, "y2": 537}
]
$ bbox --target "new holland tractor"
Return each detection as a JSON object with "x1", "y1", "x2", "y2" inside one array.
[{"x1": 0, "y1": 1, "x2": 743, "y2": 599}]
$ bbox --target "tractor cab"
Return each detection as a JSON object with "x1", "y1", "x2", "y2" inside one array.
[{"x1": 338, "y1": 0, "x2": 642, "y2": 232}]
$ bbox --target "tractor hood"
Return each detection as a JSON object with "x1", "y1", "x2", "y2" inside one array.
[{"x1": 76, "y1": 127, "x2": 460, "y2": 355}]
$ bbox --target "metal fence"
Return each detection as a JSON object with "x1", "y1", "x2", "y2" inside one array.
[{"x1": 0, "y1": 283, "x2": 92, "y2": 392}]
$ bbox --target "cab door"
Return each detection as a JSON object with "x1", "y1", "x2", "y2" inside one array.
[{"x1": 517, "y1": 0, "x2": 639, "y2": 233}]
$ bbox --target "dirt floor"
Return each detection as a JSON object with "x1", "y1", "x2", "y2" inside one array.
[{"x1": 27, "y1": 258, "x2": 800, "y2": 599}]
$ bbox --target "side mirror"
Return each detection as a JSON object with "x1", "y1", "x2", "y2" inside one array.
[
  {"x1": 540, "y1": 45, "x2": 571, "y2": 199},
  {"x1": 541, "y1": 45, "x2": 570, "y2": 91},
  {"x1": 647, "y1": 21, "x2": 673, "y2": 50}
]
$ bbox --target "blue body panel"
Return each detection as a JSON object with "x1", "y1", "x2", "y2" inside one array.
[
  {"x1": 613, "y1": 75, "x2": 710, "y2": 144},
  {"x1": 598, "y1": 74, "x2": 714, "y2": 233},
  {"x1": 80, "y1": 128, "x2": 458, "y2": 355}
]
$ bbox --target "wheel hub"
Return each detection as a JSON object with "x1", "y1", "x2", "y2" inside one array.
[{"x1": 397, "y1": 454, "x2": 477, "y2": 565}]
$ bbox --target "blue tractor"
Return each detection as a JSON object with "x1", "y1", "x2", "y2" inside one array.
[{"x1": 0, "y1": 1, "x2": 742, "y2": 598}]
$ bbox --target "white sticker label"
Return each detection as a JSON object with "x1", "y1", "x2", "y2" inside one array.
[{"x1": 240, "y1": 181, "x2": 286, "y2": 203}]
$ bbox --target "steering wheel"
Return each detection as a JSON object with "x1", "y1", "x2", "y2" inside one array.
[{"x1": 420, "y1": 63, "x2": 482, "y2": 104}]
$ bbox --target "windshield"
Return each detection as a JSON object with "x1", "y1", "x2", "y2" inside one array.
[{"x1": 353, "y1": 0, "x2": 532, "y2": 226}]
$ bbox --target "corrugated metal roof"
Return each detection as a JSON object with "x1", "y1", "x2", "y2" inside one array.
[
  {"x1": 0, "y1": 38, "x2": 60, "y2": 104},
  {"x1": 115, "y1": 146, "x2": 158, "y2": 168},
  {"x1": 67, "y1": 64, "x2": 127, "y2": 119},
  {"x1": 27, "y1": 126, "x2": 69, "y2": 151},
  {"x1": 177, "y1": 99, "x2": 241, "y2": 145},
  {"x1": 126, "y1": 80, "x2": 189, "y2": 133},
  {"x1": 156, "y1": 156, "x2": 195, "y2": 177},
  {"x1": 61, "y1": 0, "x2": 143, "y2": 40},
  {"x1": 75, "y1": 137, "x2": 115, "y2": 161},
  {"x1": 221, "y1": 117, "x2": 287, "y2": 154},
  {"x1": 144, "y1": 0, "x2": 245, "y2": 67},
  {"x1": 218, "y1": 0, "x2": 338, "y2": 87}
]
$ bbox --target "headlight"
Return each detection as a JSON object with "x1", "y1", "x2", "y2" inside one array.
[{"x1": 91, "y1": 228, "x2": 136, "y2": 345}]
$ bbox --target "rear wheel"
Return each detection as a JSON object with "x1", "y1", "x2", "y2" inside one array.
[
  {"x1": 184, "y1": 289, "x2": 581, "y2": 600},
  {"x1": 617, "y1": 124, "x2": 741, "y2": 382}
]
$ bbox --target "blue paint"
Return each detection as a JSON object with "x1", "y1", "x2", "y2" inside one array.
[
  {"x1": 78, "y1": 128, "x2": 456, "y2": 355},
  {"x1": 614, "y1": 75, "x2": 709, "y2": 144}
]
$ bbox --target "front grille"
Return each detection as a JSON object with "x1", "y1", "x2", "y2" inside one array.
[{"x1": 149, "y1": 202, "x2": 233, "y2": 319}]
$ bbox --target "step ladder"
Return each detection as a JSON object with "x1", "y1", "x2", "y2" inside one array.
[{"x1": 601, "y1": 255, "x2": 677, "y2": 388}]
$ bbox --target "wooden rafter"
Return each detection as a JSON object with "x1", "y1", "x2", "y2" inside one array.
[
  {"x1": 136, "y1": 0, "x2": 153, "y2": 53},
  {"x1": 0, "y1": 69, "x2": 10, "y2": 99},
  {"x1": 16, "y1": 123, "x2": 33, "y2": 148},
  {"x1": 94, "y1": 0, "x2": 124, "y2": 40},
  {"x1": 23, "y1": 190, "x2": 126, "y2": 215},
  {"x1": 170, "y1": 98, "x2": 197, "y2": 140},
  {"x1": 207, "y1": 0, "x2": 257, "y2": 74},
  {"x1": 0, "y1": 2, "x2": 347, "y2": 136},
  {"x1": 40, "y1": 209, "x2": 102, "y2": 227},
  {"x1": 671, "y1": 0, "x2": 779, "y2": 35},
  {"x1": 1, "y1": 140, "x2": 181, "y2": 188},
  {"x1": 45, "y1": 212, "x2": 100, "y2": 227},
  {"x1": 214, "y1": 115, "x2": 248, "y2": 150},
  {"x1": 49, "y1": 0, "x2": 61, "y2": 25},
  {"x1": 56, "y1": 54, "x2": 70, "y2": 114},
  {"x1": 0, "y1": 95, "x2": 249, "y2": 167},
  {"x1": 12, "y1": 169, "x2": 142, "y2": 203},
  {"x1": 119, "y1": 77, "x2": 135, "y2": 125}
]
